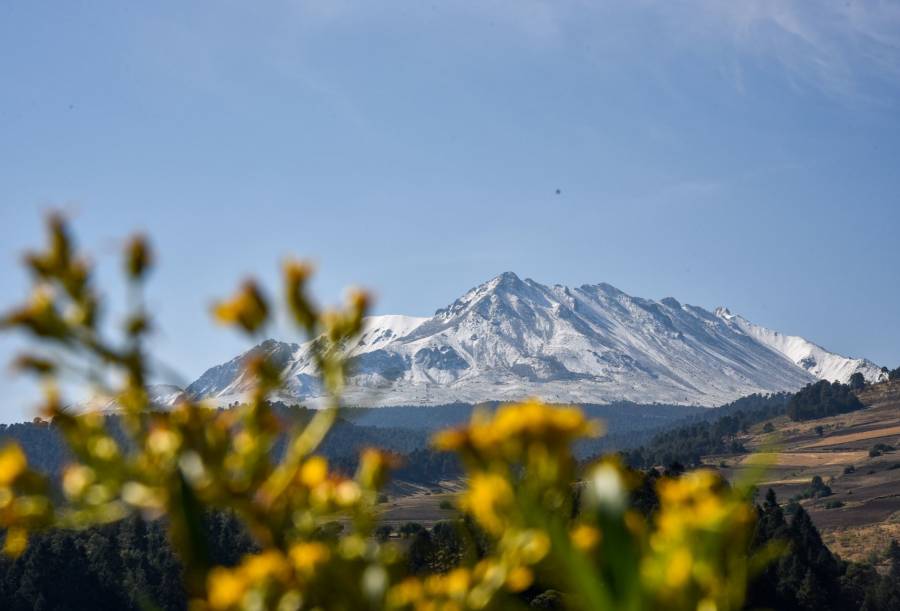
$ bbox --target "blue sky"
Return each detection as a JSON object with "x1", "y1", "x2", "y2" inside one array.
[{"x1": 2, "y1": 1, "x2": 899, "y2": 421}]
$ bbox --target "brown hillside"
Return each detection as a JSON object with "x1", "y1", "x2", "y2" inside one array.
[{"x1": 708, "y1": 378, "x2": 900, "y2": 563}]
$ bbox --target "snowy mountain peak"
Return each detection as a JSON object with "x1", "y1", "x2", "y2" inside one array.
[
  {"x1": 185, "y1": 275, "x2": 883, "y2": 408},
  {"x1": 435, "y1": 271, "x2": 531, "y2": 317},
  {"x1": 494, "y1": 270, "x2": 524, "y2": 285}
]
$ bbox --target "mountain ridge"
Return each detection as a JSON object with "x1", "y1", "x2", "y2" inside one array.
[{"x1": 177, "y1": 273, "x2": 885, "y2": 408}]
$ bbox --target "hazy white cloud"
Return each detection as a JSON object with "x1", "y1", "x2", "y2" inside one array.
[
  {"x1": 680, "y1": 0, "x2": 900, "y2": 97},
  {"x1": 283, "y1": 0, "x2": 900, "y2": 100}
]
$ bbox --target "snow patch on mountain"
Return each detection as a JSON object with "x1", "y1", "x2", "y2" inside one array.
[{"x1": 147, "y1": 384, "x2": 188, "y2": 407}]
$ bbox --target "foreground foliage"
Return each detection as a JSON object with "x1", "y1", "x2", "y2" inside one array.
[
  {"x1": 3, "y1": 491, "x2": 899, "y2": 610},
  {"x1": 0, "y1": 217, "x2": 771, "y2": 610}
]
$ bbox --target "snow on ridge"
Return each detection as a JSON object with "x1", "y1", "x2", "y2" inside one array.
[
  {"x1": 714, "y1": 308, "x2": 886, "y2": 384},
  {"x1": 147, "y1": 384, "x2": 187, "y2": 407},
  {"x1": 352, "y1": 314, "x2": 429, "y2": 353}
]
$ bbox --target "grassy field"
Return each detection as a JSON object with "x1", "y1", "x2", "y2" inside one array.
[{"x1": 375, "y1": 480, "x2": 465, "y2": 528}]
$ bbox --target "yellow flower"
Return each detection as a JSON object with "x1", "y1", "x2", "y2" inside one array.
[
  {"x1": 505, "y1": 566, "x2": 533, "y2": 592},
  {"x1": 658, "y1": 470, "x2": 718, "y2": 505},
  {"x1": 147, "y1": 427, "x2": 181, "y2": 456},
  {"x1": 242, "y1": 550, "x2": 291, "y2": 583},
  {"x1": 335, "y1": 480, "x2": 362, "y2": 506},
  {"x1": 89, "y1": 436, "x2": 119, "y2": 460},
  {"x1": 0, "y1": 487, "x2": 12, "y2": 509},
  {"x1": 461, "y1": 473, "x2": 513, "y2": 535},
  {"x1": 121, "y1": 481, "x2": 164, "y2": 510},
  {"x1": 299, "y1": 456, "x2": 328, "y2": 488},
  {"x1": 2, "y1": 527, "x2": 28, "y2": 557},
  {"x1": 207, "y1": 567, "x2": 246, "y2": 610},
  {"x1": 388, "y1": 577, "x2": 423, "y2": 606},
  {"x1": 519, "y1": 530, "x2": 551, "y2": 564},
  {"x1": 570, "y1": 524, "x2": 602, "y2": 551},
  {"x1": 666, "y1": 548, "x2": 693, "y2": 588},
  {"x1": 432, "y1": 429, "x2": 467, "y2": 452},
  {"x1": 444, "y1": 568, "x2": 471, "y2": 597},
  {"x1": 433, "y1": 400, "x2": 601, "y2": 461},
  {"x1": 289, "y1": 542, "x2": 330, "y2": 576},
  {"x1": 62, "y1": 464, "x2": 94, "y2": 500},
  {"x1": 0, "y1": 444, "x2": 27, "y2": 486}
]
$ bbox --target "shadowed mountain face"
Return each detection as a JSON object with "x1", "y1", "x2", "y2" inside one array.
[{"x1": 181, "y1": 273, "x2": 884, "y2": 408}]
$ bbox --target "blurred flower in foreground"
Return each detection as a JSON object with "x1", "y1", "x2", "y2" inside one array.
[{"x1": 0, "y1": 215, "x2": 767, "y2": 611}]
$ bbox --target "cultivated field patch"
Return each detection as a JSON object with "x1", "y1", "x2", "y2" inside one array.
[{"x1": 799, "y1": 425, "x2": 900, "y2": 449}]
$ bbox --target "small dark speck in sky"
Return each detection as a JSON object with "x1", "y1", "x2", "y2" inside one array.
[{"x1": 555, "y1": 189, "x2": 561, "y2": 195}]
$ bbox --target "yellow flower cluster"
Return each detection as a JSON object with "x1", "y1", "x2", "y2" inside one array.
[
  {"x1": 296, "y1": 457, "x2": 364, "y2": 511},
  {"x1": 387, "y1": 542, "x2": 547, "y2": 611},
  {"x1": 206, "y1": 544, "x2": 331, "y2": 610},
  {"x1": 570, "y1": 524, "x2": 602, "y2": 551},
  {"x1": 458, "y1": 473, "x2": 512, "y2": 536},
  {"x1": 0, "y1": 443, "x2": 53, "y2": 555},
  {"x1": 641, "y1": 470, "x2": 756, "y2": 611},
  {"x1": 434, "y1": 400, "x2": 602, "y2": 461},
  {"x1": 429, "y1": 402, "x2": 599, "y2": 609},
  {"x1": 0, "y1": 444, "x2": 26, "y2": 486},
  {"x1": 388, "y1": 568, "x2": 474, "y2": 610}
]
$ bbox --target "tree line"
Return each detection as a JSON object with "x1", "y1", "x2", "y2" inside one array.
[
  {"x1": 786, "y1": 380, "x2": 864, "y2": 421},
  {"x1": 619, "y1": 393, "x2": 790, "y2": 469}
]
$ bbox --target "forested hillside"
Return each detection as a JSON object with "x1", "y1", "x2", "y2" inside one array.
[
  {"x1": 0, "y1": 404, "x2": 431, "y2": 483},
  {"x1": 0, "y1": 401, "x2": 703, "y2": 484},
  {"x1": 620, "y1": 392, "x2": 791, "y2": 468},
  {"x1": 343, "y1": 401, "x2": 703, "y2": 431},
  {"x1": 619, "y1": 379, "x2": 874, "y2": 469},
  {"x1": 0, "y1": 512, "x2": 254, "y2": 611},
  {"x1": 787, "y1": 380, "x2": 864, "y2": 421}
]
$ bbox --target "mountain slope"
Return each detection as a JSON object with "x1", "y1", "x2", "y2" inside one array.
[
  {"x1": 185, "y1": 273, "x2": 884, "y2": 408},
  {"x1": 715, "y1": 308, "x2": 884, "y2": 384}
]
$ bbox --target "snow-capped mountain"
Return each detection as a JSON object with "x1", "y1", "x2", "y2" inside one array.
[{"x1": 184, "y1": 273, "x2": 885, "y2": 408}]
